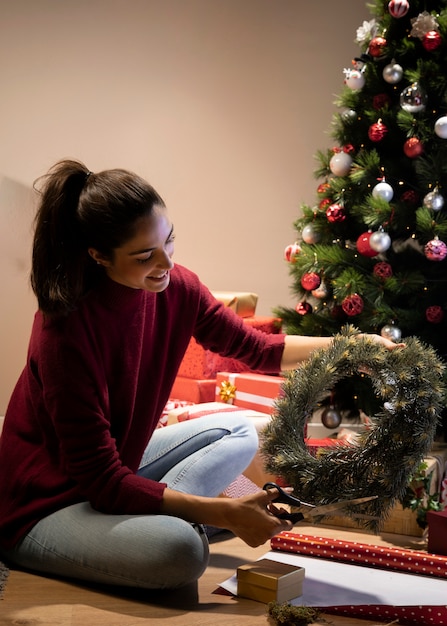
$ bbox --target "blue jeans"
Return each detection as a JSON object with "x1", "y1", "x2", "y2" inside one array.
[{"x1": 0, "y1": 412, "x2": 258, "y2": 589}]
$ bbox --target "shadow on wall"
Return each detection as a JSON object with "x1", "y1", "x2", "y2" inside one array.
[{"x1": 0, "y1": 176, "x2": 36, "y2": 414}]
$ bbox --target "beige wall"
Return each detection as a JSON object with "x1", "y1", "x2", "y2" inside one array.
[{"x1": 0, "y1": 0, "x2": 368, "y2": 413}]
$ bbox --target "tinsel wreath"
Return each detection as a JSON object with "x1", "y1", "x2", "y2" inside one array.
[{"x1": 261, "y1": 326, "x2": 446, "y2": 532}]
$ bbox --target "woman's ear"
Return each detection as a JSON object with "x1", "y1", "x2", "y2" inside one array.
[{"x1": 88, "y1": 248, "x2": 111, "y2": 267}]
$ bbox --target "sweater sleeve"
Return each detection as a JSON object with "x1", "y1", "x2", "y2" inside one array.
[{"x1": 189, "y1": 276, "x2": 286, "y2": 373}]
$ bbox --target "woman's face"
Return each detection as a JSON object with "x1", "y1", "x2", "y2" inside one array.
[{"x1": 90, "y1": 205, "x2": 175, "y2": 292}]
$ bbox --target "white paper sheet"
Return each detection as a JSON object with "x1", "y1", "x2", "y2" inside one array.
[{"x1": 219, "y1": 551, "x2": 447, "y2": 606}]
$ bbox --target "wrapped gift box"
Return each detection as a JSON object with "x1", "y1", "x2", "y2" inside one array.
[
  {"x1": 271, "y1": 532, "x2": 447, "y2": 625},
  {"x1": 169, "y1": 376, "x2": 216, "y2": 403},
  {"x1": 215, "y1": 372, "x2": 284, "y2": 415},
  {"x1": 211, "y1": 291, "x2": 258, "y2": 318},
  {"x1": 237, "y1": 558, "x2": 305, "y2": 604},
  {"x1": 178, "y1": 316, "x2": 282, "y2": 380},
  {"x1": 428, "y1": 509, "x2": 447, "y2": 556}
]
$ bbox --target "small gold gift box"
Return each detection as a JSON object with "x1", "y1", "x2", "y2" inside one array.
[{"x1": 237, "y1": 558, "x2": 305, "y2": 604}]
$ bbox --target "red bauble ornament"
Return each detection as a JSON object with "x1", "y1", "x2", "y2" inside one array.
[
  {"x1": 301, "y1": 272, "x2": 321, "y2": 291},
  {"x1": 401, "y1": 189, "x2": 420, "y2": 207},
  {"x1": 373, "y1": 93, "x2": 391, "y2": 110},
  {"x1": 388, "y1": 0, "x2": 409, "y2": 18},
  {"x1": 343, "y1": 144, "x2": 356, "y2": 155},
  {"x1": 426, "y1": 305, "x2": 444, "y2": 324},
  {"x1": 368, "y1": 36, "x2": 387, "y2": 58},
  {"x1": 373, "y1": 261, "x2": 393, "y2": 280},
  {"x1": 423, "y1": 31, "x2": 442, "y2": 52},
  {"x1": 284, "y1": 243, "x2": 301, "y2": 263},
  {"x1": 326, "y1": 203, "x2": 346, "y2": 223},
  {"x1": 404, "y1": 137, "x2": 424, "y2": 158},
  {"x1": 368, "y1": 120, "x2": 388, "y2": 142},
  {"x1": 356, "y1": 232, "x2": 377, "y2": 257},
  {"x1": 341, "y1": 294, "x2": 364, "y2": 316},
  {"x1": 295, "y1": 301, "x2": 312, "y2": 315}
]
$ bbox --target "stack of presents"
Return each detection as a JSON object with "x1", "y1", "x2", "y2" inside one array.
[{"x1": 163, "y1": 291, "x2": 447, "y2": 625}]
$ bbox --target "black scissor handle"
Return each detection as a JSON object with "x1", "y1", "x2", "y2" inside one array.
[{"x1": 263, "y1": 482, "x2": 306, "y2": 523}]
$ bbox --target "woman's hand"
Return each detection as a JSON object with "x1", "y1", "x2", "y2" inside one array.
[
  {"x1": 220, "y1": 489, "x2": 293, "y2": 547},
  {"x1": 358, "y1": 333, "x2": 405, "y2": 350}
]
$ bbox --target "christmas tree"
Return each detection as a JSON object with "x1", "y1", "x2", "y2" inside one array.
[{"x1": 277, "y1": 0, "x2": 447, "y2": 428}]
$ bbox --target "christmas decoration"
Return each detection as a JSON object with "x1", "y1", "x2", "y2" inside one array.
[
  {"x1": 410, "y1": 11, "x2": 440, "y2": 39},
  {"x1": 388, "y1": 0, "x2": 409, "y2": 18},
  {"x1": 284, "y1": 243, "x2": 301, "y2": 262},
  {"x1": 423, "y1": 189, "x2": 444, "y2": 212},
  {"x1": 369, "y1": 229, "x2": 391, "y2": 252},
  {"x1": 380, "y1": 323, "x2": 402, "y2": 342},
  {"x1": 326, "y1": 203, "x2": 346, "y2": 223},
  {"x1": 356, "y1": 231, "x2": 377, "y2": 257},
  {"x1": 329, "y1": 150, "x2": 352, "y2": 176},
  {"x1": 321, "y1": 405, "x2": 342, "y2": 429},
  {"x1": 311, "y1": 281, "x2": 329, "y2": 299},
  {"x1": 423, "y1": 30, "x2": 442, "y2": 51},
  {"x1": 343, "y1": 68, "x2": 365, "y2": 90},
  {"x1": 300, "y1": 272, "x2": 321, "y2": 291},
  {"x1": 425, "y1": 237, "x2": 447, "y2": 262},
  {"x1": 403, "y1": 136, "x2": 423, "y2": 157},
  {"x1": 382, "y1": 61, "x2": 403, "y2": 84},
  {"x1": 368, "y1": 36, "x2": 387, "y2": 57},
  {"x1": 341, "y1": 294, "x2": 364, "y2": 316},
  {"x1": 426, "y1": 305, "x2": 445, "y2": 324},
  {"x1": 301, "y1": 223, "x2": 321, "y2": 244},
  {"x1": 372, "y1": 93, "x2": 391, "y2": 109},
  {"x1": 262, "y1": 329, "x2": 445, "y2": 532},
  {"x1": 373, "y1": 261, "x2": 393, "y2": 279},
  {"x1": 400, "y1": 82, "x2": 427, "y2": 113},
  {"x1": 435, "y1": 116, "x2": 447, "y2": 139},
  {"x1": 295, "y1": 301, "x2": 312, "y2": 315},
  {"x1": 368, "y1": 120, "x2": 388, "y2": 142},
  {"x1": 372, "y1": 180, "x2": 393, "y2": 201}
]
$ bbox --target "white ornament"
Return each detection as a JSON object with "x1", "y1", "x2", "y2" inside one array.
[
  {"x1": 370, "y1": 230, "x2": 391, "y2": 253},
  {"x1": 355, "y1": 19, "x2": 378, "y2": 45},
  {"x1": 329, "y1": 152, "x2": 353, "y2": 177},
  {"x1": 435, "y1": 116, "x2": 447, "y2": 139},
  {"x1": 301, "y1": 224, "x2": 321, "y2": 244},
  {"x1": 344, "y1": 69, "x2": 365, "y2": 91},
  {"x1": 382, "y1": 61, "x2": 403, "y2": 84},
  {"x1": 372, "y1": 181, "x2": 394, "y2": 202},
  {"x1": 424, "y1": 189, "x2": 444, "y2": 212}
]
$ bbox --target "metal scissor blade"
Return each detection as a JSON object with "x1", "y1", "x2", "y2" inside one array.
[{"x1": 303, "y1": 495, "x2": 379, "y2": 518}]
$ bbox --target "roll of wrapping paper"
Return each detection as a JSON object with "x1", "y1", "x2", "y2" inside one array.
[{"x1": 270, "y1": 532, "x2": 447, "y2": 578}]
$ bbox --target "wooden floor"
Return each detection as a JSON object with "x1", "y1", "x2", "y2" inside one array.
[{"x1": 0, "y1": 523, "x2": 427, "y2": 626}]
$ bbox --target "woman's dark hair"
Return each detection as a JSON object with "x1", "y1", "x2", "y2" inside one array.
[{"x1": 30, "y1": 159, "x2": 165, "y2": 316}]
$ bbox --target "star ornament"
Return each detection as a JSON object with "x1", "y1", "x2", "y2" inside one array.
[
  {"x1": 410, "y1": 11, "x2": 439, "y2": 39},
  {"x1": 218, "y1": 380, "x2": 237, "y2": 403}
]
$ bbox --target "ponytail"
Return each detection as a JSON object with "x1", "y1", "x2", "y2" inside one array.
[{"x1": 31, "y1": 159, "x2": 165, "y2": 316}]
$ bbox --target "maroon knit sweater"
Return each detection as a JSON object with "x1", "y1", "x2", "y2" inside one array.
[{"x1": 0, "y1": 264, "x2": 285, "y2": 549}]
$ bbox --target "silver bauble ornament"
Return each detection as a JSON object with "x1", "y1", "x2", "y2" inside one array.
[
  {"x1": 321, "y1": 406, "x2": 342, "y2": 429},
  {"x1": 372, "y1": 181, "x2": 394, "y2": 202},
  {"x1": 342, "y1": 109, "x2": 357, "y2": 122},
  {"x1": 382, "y1": 61, "x2": 403, "y2": 84},
  {"x1": 370, "y1": 230, "x2": 391, "y2": 253},
  {"x1": 381, "y1": 324, "x2": 402, "y2": 343},
  {"x1": 311, "y1": 281, "x2": 329, "y2": 299},
  {"x1": 434, "y1": 116, "x2": 447, "y2": 139},
  {"x1": 301, "y1": 223, "x2": 321, "y2": 244},
  {"x1": 400, "y1": 82, "x2": 427, "y2": 113},
  {"x1": 423, "y1": 189, "x2": 444, "y2": 212}
]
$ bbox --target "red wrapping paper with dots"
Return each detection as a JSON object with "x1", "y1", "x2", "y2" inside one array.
[{"x1": 271, "y1": 532, "x2": 447, "y2": 625}]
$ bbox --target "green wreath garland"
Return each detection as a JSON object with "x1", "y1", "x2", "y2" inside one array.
[{"x1": 261, "y1": 326, "x2": 446, "y2": 531}]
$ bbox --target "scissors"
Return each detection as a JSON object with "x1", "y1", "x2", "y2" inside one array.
[{"x1": 263, "y1": 482, "x2": 378, "y2": 524}]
